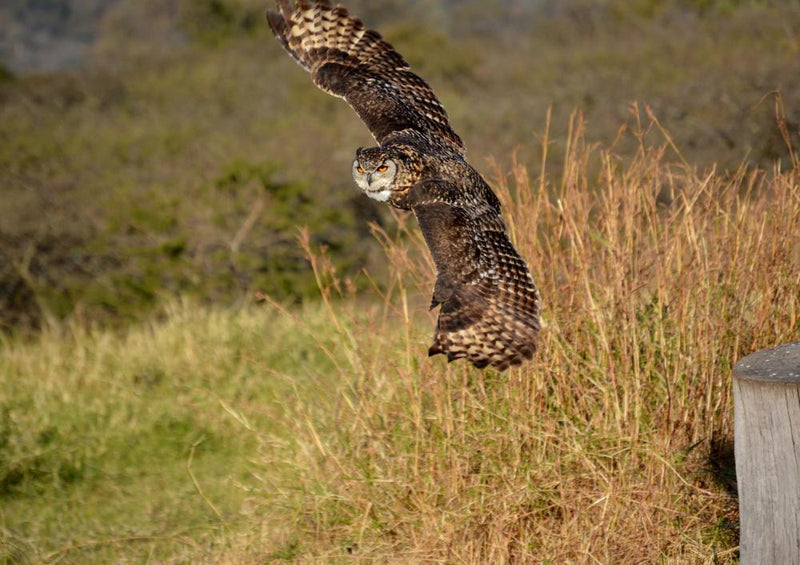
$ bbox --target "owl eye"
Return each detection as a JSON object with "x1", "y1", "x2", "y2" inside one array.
[
  {"x1": 377, "y1": 165, "x2": 389, "y2": 173},
  {"x1": 357, "y1": 166, "x2": 365, "y2": 174}
]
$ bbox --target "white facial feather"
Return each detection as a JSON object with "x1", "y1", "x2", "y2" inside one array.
[{"x1": 352, "y1": 158, "x2": 396, "y2": 202}]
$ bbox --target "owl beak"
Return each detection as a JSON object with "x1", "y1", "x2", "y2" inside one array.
[{"x1": 366, "y1": 173, "x2": 373, "y2": 185}]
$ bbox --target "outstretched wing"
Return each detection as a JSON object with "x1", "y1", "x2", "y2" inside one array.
[
  {"x1": 267, "y1": 0, "x2": 465, "y2": 153},
  {"x1": 409, "y1": 181, "x2": 540, "y2": 371}
]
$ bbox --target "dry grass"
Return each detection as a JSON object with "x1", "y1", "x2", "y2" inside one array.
[
  {"x1": 251, "y1": 110, "x2": 800, "y2": 563},
  {"x1": 2, "y1": 111, "x2": 798, "y2": 564}
]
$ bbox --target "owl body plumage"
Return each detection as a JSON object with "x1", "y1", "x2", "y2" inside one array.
[{"x1": 268, "y1": 1, "x2": 540, "y2": 370}]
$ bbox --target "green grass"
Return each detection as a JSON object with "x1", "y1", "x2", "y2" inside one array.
[{"x1": 0, "y1": 300, "x2": 351, "y2": 563}]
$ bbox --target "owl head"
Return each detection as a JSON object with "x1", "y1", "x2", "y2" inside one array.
[
  {"x1": 352, "y1": 147, "x2": 398, "y2": 202},
  {"x1": 352, "y1": 146, "x2": 412, "y2": 203}
]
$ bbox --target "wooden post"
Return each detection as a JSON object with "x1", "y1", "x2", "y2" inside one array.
[{"x1": 733, "y1": 341, "x2": 800, "y2": 564}]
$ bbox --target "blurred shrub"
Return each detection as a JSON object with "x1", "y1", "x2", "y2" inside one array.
[
  {"x1": 1, "y1": 0, "x2": 798, "y2": 333},
  {"x1": 0, "y1": 63, "x2": 12, "y2": 83},
  {"x1": 179, "y1": 0, "x2": 263, "y2": 46},
  {"x1": 0, "y1": 154, "x2": 374, "y2": 331},
  {"x1": 210, "y1": 158, "x2": 373, "y2": 300},
  {"x1": 0, "y1": 401, "x2": 93, "y2": 497},
  {"x1": 383, "y1": 23, "x2": 478, "y2": 80},
  {"x1": 678, "y1": 0, "x2": 768, "y2": 14}
]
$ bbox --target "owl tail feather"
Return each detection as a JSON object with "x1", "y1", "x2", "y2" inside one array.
[{"x1": 427, "y1": 287, "x2": 539, "y2": 371}]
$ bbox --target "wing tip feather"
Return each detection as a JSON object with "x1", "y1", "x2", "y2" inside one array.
[
  {"x1": 266, "y1": 9, "x2": 285, "y2": 36},
  {"x1": 428, "y1": 321, "x2": 539, "y2": 371}
]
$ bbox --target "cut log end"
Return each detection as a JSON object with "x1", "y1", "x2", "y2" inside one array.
[{"x1": 733, "y1": 341, "x2": 800, "y2": 384}]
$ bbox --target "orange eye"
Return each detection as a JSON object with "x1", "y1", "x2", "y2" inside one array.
[
  {"x1": 377, "y1": 165, "x2": 388, "y2": 172},
  {"x1": 357, "y1": 166, "x2": 364, "y2": 174}
]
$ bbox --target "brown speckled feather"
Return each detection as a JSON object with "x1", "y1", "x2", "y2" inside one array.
[
  {"x1": 267, "y1": 0, "x2": 464, "y2": 152},
  {"x1": 268, "y1": 2, "x2": 540, "y2": 370},
  {"x1": 408, "y1": 180, "x2": 540, "y2": 370}
]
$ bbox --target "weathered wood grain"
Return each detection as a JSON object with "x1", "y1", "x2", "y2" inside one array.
[{"x1": 733, "y1": 341, "x2": 800, "y2": 564}]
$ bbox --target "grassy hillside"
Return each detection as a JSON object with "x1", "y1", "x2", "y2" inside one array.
[
  {"x1": 1, "y1": 1, "x2": 799, "y2": 331},
  {"x1": 2, "y1": 117, "x2": 798, "y2": 562}
]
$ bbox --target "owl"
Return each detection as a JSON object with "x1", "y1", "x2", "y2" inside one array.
[{"x1": 268, "y1": 0, "x2": 540, "y2": 370}]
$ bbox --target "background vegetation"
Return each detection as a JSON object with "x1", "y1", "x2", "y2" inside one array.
[
  {"x1": 1, "y1": 0, "x2": 798, "y2": 330},
  {"x1": 1, "y1": 0, "x2": 799, "y2": 563}
]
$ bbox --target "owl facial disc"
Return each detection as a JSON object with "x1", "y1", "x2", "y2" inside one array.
[{"x1": 352, "y1": 156, "x2": 397, "y2": 202}]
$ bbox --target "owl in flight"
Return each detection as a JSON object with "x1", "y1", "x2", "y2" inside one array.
[{"x1": 268, "y1": 0, "x2": 540, "y2": 370}]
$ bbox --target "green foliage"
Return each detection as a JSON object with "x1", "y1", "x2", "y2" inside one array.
[
  {"x1": 383, "y1": 23, "x2": 478, "y2": 80},
  {"x1": 597, "y1": 0, "x2": 769, "y2": 20},
  {"x1": 0, "y1": 403, "x2": 91, "y2": 496},
  {"x1": 179, "y1": 0, "x2": 264, "y2": 47},
  {"x1": 0, "y1": 63, "x2": 12, "y2": 84},
  {"x1": 678, "y1": 0, "x2": 768, "y2": 15},
  {"x1": 0, "y1": 52, "x2": 380, "y2": 331},
  {"x1": 0, "y1": 302, "x2": 346, "y2": 562},
  {"x1": 1, "y1": 0, "x2": 798, "y2": 336},
  {"x1": 211, "y1": 157, "x2": 372, "y2": 300}
]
